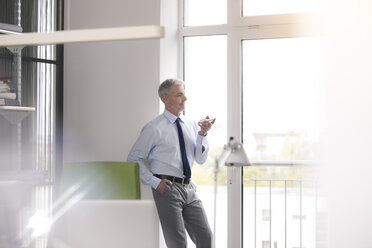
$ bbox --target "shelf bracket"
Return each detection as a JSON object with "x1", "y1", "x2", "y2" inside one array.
[{"x1": 6, "y1": 46, "x2": 24, "y2": 53}]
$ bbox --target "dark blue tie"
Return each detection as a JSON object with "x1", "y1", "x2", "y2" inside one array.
[{"x1": 175, "y1": 118, "x2": 191, "y2": 179}]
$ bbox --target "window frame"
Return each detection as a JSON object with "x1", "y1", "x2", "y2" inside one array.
[{"x1": 178, "y1": 1, "x2": 320, "y2": 247}]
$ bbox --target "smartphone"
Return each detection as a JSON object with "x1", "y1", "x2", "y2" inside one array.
[{"x1": 198, "y1": 117, "x2": 215, "y2": 123}]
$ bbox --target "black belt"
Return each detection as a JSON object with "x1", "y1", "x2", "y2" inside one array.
[{"x1": 155, "y1": 174, "x2": 190, "y2": 185}]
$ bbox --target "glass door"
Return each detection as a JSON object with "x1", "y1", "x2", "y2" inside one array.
[{"x1": 241, "y1": 37, "x2": 325, "y2": 248}]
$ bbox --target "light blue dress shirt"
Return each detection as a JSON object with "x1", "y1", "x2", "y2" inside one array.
[{"x1": 127, "y1": 109, "x2": 209, "y2": 189}]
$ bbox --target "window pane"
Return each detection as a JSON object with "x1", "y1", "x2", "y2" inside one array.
[
  {"x1": 242, "y1": 38, "x2": 324, "y2": 248},
  {"x1": 242, "y1": 37, "x2": 325, "y2": 162},
  {"x1": 184, "y1": 0, "x2": 227, "y2": 26},
  {"x1": 242, "y1": 0, "x2": 323, "y2": 16},
  {"x1": 184, "y1": 35, "x2": 227, "y2": 248}
]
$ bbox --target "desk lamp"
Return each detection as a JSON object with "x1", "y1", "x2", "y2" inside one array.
[{"x1": 213, "y1": 137, "x2": 251, "y2": 248}]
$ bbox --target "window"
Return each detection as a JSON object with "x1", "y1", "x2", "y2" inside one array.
[
  {"x1": 184, "y1": 0, "x2": 227, "y2": 26},
  {"x1": 242, "y1": 37, "x2": 324, "y2": 162},
  {"x1": 179, "y1": 0, "x2": 322, "y2": 247},
  {"x1": 242, "y1": 0, "x2": 323, "y2": 16},
  {"x1": 242, "y1": 37, "x2": 324, "y2": 248}
]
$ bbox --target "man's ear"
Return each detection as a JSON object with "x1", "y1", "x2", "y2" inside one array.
[{"x1": 161, "y1": 94, "x2": 168, "y2": 104}]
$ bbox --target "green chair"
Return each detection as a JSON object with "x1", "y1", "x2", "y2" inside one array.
[{"x1": 59, "y1": 161, "x2": 141, "y2": 200}]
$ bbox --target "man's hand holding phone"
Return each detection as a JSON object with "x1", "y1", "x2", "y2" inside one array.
[{"x1": 198, "y1": 116, "x2": 216, "y2": 136}]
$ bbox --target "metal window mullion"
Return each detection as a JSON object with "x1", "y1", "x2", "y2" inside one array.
[
  {"x1": 285, "y1": 180, "x2": 287, "y2": 248},
  {"x1": 300, "y1": 181, "x2": 303, "y2": 248},
  {"x1": 270, "y1": 180, "x2": 272, "y2": 248},
  {"x1": 227, "y1": 8, "x2": 243, "y2": 248},
  {"x1": 315, "y1": 181, "x2": 318, "y2": 248},
  {"x1": 254, "y1": 180, "x2": 257, "y2": 248}
]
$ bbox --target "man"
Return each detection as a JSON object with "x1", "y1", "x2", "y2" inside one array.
[{"x1": 127, "y1": 78, "x2": 215, "y2": 248}]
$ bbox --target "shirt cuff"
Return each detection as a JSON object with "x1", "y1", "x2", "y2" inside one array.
[
  {"x1": 197, "y1": 132, "x2": 207, "y2": 140},
  {"x1": 197, "y1": 132, "x2": 208, "y2": 145},
  {"x1": 149, "y1": 176, "x2": 162, "y2": 190},
  {"x1": 198, "y1": 131, "x2": 208, "y2": 137}
]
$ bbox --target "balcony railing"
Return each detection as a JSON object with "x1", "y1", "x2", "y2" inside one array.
[{"x1": 243, "y1": 178, "x2": 327, "y2": 248}]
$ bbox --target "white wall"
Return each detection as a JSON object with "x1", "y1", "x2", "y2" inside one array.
[
  {"x1": 63, "y1": 0, "x2": 162, "y2": 163},
  {"x1": 63, "y1": 0, "x2": 178, "y2": 208},
  {"x1": 324, "y1": 0, "x2": 372, "y2": 247}
]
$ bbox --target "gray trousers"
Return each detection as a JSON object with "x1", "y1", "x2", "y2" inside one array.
[{"x1": 152, "y1": 182, "x2": 212, "y2": 248}]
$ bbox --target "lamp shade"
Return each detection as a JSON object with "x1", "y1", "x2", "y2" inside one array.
[
  {"x1": 225, "y1": 145, "x2": 250, "y2": 166},
  {"x1": 225, "y1": 138, "x2": 250, "y2": 166},
  {"x1": 217, "y1": 137, "x2": 251, "y2": 168}
]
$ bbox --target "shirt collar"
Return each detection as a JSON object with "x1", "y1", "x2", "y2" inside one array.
[{"x1": 163, "y1": 109, "x2": 185, "y2": 123}]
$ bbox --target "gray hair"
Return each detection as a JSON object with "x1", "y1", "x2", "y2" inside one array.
[{"x1": 158, "y1": 78, "x2": 184, "y2": 99}]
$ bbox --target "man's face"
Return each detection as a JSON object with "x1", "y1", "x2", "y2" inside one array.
[{"x1": 163, "y1": 84, "x2": 187, "y2": 116}]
